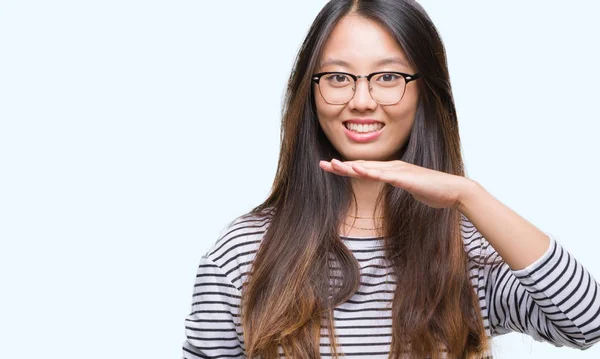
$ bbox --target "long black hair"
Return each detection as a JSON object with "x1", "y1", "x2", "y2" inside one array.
[{"x1": 241, "y1": 1, "x2": 491, "y2": 358}]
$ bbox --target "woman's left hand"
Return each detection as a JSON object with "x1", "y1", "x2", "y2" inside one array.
[{"x1": 319, "y1": 159, "x2": 474, "y2": 210}]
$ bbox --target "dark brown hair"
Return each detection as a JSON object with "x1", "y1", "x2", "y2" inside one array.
[{"x1": 240, "y1": 0, "x2": 493, "y2": 358}]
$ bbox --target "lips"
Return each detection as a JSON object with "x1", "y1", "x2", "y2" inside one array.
[{"x1": 342, "y1": 122, "x2": 385, "y2": 143}]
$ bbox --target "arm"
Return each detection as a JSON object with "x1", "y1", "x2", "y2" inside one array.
[
  {"x1": 458, "y1": 180, "x2": 550, "y2": 270},
  {"x1": 460, "y1": 181, "x2": 600, "y2": 349},
  {"x1": 319, "y1": 159, "x2": 600, "y2": 348},
  {"x1": 182, "y1": 254, "x2": 245, "y2": 358}
]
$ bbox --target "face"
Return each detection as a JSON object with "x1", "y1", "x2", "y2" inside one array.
[{"x1": 313, "y1": 15, "x2": 420, "y2": 161}]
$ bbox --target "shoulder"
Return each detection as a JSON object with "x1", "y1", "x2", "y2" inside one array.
[{"x1": 203, "y1": 207, "x2": 274, "y2": 290}]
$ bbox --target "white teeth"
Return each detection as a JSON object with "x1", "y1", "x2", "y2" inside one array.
[{"x1": 345, "y1": 122, "x2": 384, "y2": 133}]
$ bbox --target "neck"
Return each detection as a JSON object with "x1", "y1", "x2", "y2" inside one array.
[
  {"x1": 339, "y1": 177, "x2": 385, "y2": 237},
  {"x1": 346, "y1": 177, "x2": 385, "y2": 218}
]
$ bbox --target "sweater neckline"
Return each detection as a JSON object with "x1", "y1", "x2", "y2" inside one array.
[{"x1": 339, "y1": 235, "x2": 384, "y2": 240}]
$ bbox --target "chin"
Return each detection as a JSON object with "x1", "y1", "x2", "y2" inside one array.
[{"x1": 340, "y1": 150, "x2": 392, "y2": 162}]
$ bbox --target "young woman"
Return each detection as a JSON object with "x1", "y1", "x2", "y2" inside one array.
[{"x1": 182, "y1": 1, "x2": 600, "y2": 358}]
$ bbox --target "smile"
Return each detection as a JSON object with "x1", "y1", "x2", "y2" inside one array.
[
  {"x1": 342, "y1": 122, "x2": 385, "y2": 143},
  {"x1": 343, "y1": 122, "x2": 384, "y2": 133}
]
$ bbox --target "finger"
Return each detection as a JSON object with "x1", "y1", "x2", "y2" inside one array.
[
  {"x1": 330, "y1": 159, "x2": 363, "y2": 177},
  {"x1": 319, "y1": 161, "x2": 339, "y2": 174},
  {"x1": 320, "y1": 160, "x2": 356, "y2": 178},
  {"x1": 342, "y1": 159, "x2": 405, "y2": 170},
  {"x1": 351, "y1": 164, "x2": 411, "y2": 188}
]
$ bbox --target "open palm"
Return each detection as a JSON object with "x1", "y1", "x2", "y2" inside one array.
[{"x1": 319, "y1": 159, "x2": 471, "y2": 209}]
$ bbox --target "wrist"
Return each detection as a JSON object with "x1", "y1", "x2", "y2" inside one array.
[{"x1": 457, "y1": 178, "x2": 484, "y2": 215}]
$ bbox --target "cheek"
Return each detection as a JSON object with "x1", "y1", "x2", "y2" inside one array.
[
  {"x1": 385, "y1": 88, "x2": 420, "y2": 123},
  {"x1": 313, "y1": 85, "x2": 342, "y2": 123}
]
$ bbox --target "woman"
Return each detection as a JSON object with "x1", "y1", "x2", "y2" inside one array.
[{"x1": 182, "y1": 1, "x2": 600, "y2": 358}]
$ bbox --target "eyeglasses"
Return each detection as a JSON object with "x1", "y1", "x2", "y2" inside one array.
[{"x1": 312, "y1": 71, "x2": 421, "y2": 105}]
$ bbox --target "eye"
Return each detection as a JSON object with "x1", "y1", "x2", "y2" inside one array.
[
  {"x1": 373, "y1": 72, "x2": 403, "y2": 87},
  {"x1": 376, "y1": 73, "x2": 400, "y2": 82},
  {"x1": 324, "y1": 73, "x2": 352, "y2": 87}
]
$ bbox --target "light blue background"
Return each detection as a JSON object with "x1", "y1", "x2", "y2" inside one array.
[{"x1": 1, "y1": 1, "x2": 599, "y2": 358}]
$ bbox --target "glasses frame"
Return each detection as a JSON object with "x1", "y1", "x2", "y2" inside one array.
[{"x1": 311, "y1": 71, "x2": 421, "y2": 105}]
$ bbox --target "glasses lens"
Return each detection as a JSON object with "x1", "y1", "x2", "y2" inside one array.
[
  {"x1": 318, "y1": 73, "x2": 354, "y2": 104},
  {"x1": 370, "y1": 73, "x2": 407, "y2": 105}
]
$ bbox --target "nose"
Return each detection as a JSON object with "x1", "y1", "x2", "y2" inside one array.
[{"x1": 347, "y1": 77, "x2": 377, "y2": 111}]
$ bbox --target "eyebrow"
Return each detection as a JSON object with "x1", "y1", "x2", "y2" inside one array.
[{"x1": 319, "y1": 57, "x2": 409, "y2": 69}]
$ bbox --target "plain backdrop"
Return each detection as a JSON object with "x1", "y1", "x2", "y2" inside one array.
[{"x1": 1, "y1": 1, "x2": 599, "y2": 358}]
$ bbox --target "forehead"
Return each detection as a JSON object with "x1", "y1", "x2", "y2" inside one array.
[{"x1": 318, "y1": 15, "x2": 411, "y2": 71}]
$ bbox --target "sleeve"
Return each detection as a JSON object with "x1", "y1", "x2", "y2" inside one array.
[
  {"x1": 480, "y1": 230, "x2": 600, "y2": 350},
  {"x1": 181, "y1": 253, "x2": 246, "y2": 358}
]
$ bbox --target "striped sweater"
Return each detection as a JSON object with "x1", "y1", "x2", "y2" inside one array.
[{"x1": 182, "y1": 212, "x2": 600, "y2": 358}]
